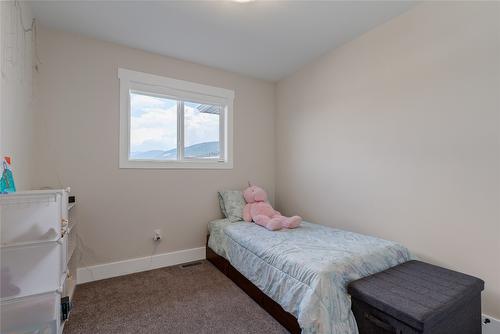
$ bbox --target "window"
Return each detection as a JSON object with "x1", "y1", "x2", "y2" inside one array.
[{"x1": 119, "y1": 68, "x2": 234, "y2": 169}]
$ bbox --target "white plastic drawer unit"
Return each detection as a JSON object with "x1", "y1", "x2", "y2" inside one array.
[
  {"x1": 0, "y1": 291, "x2": 60, "y2": 334},
  {"x1": 0, "y1": 189, "x2": 69, "y2": 244},
  {"x1": 1, "y1": 240, "x2": 66, "y2": 299},
  {"x1": 67, "y1": 224, "x2": 77, "y2": 265},
  {"x1": 64, "y1": 251, "x2": 78, "y2": 301}
]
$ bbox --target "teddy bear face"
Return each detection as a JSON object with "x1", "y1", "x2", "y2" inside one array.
[{"x1": 243, "y1": 185, "x2": 268, "y2": 203}]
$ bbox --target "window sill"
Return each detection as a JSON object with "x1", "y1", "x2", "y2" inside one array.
[{"x1": 119, "y1": 159, "x2": 233, "y2": 170}]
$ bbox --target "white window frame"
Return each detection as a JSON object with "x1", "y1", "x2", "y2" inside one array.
[{"x1": 118, "y1": 68, "x2": 234, "y2": 169}]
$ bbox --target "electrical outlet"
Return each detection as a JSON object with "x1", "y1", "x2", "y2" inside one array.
[{"x1": 153, "y1": 229, "x2": 161, "y2": 241}]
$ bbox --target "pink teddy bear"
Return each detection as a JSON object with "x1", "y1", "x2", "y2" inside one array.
[{"x1": 243, "y1": 185, "x2": 302, "y2": 231}]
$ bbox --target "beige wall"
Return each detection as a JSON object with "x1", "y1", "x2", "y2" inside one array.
[
  {"x1": 33, "y1": 27, "x2": 275, "y2": 266},
  {"x1": 0, "y1": 1, "x2": 35, "y2": 190},
  {"x1": 276, "y1": 2, "x2": 500, "y2": 317}
]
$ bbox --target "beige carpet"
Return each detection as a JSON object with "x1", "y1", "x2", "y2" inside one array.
[{"x1": 64, "y1": 261, "x2": 289, "y2": 334}]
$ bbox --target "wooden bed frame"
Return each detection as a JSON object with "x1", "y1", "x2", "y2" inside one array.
[{"x1": 206, "y1": 237, "x2": 301, "y2": 334}]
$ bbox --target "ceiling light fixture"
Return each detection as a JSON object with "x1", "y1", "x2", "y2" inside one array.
[{"x1": 232, "y1": 0, "x2": 255, "y2": 3}]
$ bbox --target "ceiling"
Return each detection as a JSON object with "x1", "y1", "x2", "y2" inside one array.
[{"x1": 30, "y1": 1, "x2": 416, "y2": 82}]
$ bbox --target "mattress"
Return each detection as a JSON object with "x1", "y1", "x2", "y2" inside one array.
[{"x1": 207, "y1": 220, "x2": 412, "y2": 334}]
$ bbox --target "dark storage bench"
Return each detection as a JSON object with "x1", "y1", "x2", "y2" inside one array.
[{"x1": 348, "y1": 260, "x2": 484, "y2": 334}]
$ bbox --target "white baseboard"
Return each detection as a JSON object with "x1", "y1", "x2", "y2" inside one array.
[
  {"x1": 77, "y1": 247, "x2": 206, "y2": 284},
  {"x1": 483, "y1": 314, "x2": 500, "y2": 334}
]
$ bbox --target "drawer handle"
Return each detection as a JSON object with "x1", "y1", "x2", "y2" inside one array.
[{"x1": 364, "y1": 313, "x2": 395, "y2": 332}]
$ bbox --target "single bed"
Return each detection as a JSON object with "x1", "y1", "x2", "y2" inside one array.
[{"x1": 207, "y1": 219, "x2": 412, "y2": 334}]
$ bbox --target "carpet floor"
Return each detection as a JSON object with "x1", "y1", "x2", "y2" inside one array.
[{"x1": 64, "y1": 261, "x2": 289, "y2": 334}]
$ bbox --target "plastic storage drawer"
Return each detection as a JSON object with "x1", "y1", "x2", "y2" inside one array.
[
  {"x1": 0, "y1": 190, "x2": 66, "y2": 244},
  {"x1": 67, "y1": 224, "x2": 77, "y2": 264},
  {"x1": 64, "y1": 252, "x2": 78, "y2": 299},
  {"x1": 62, "y1": 271, "x2": 76, "y2": 301},
  {"x1": 0, "y1": 291, "x2": 61, "y2": 334},
  {"x1": 1, "y1": 240, "x2": 66, "y2": 299},
  {"x1": 61, "y1": 232, "x2": 69, "y2": 269}
]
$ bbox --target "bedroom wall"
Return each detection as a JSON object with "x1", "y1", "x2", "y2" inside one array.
[
  {"x1": 0, "y1": 1, "x2": 35, "y2": 190},
  {"x1": 33, "y1": 27, "x2": 275, "y2": 267},
  {"x1": 276, "y1": 2, "x2": 500, "y2": 318}
]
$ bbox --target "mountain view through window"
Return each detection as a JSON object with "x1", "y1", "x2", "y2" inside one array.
[{"x1": 129, "y1": 92, "x2": 220, "y2": 160}]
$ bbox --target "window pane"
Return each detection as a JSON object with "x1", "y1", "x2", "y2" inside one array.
[
  {"x1": 129, "y1": 92, "x2": 178, "y2": 160},
  {"x1": 184, "y1": 101, "x2": 221, "y2": 159}
]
